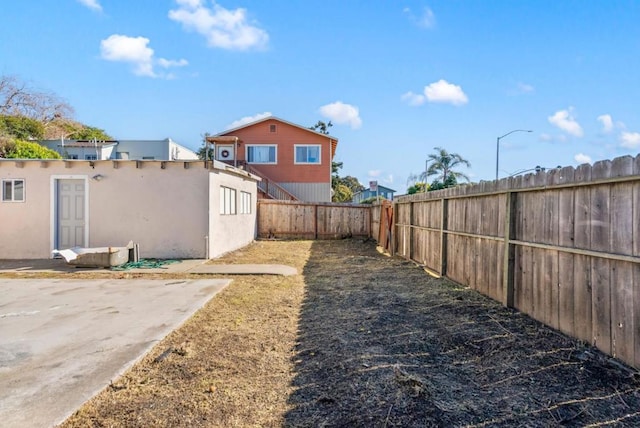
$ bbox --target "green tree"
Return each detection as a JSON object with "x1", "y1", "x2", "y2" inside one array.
[
  {"x1": 67, "y1": 125, "x2": 112, "y2": 140},
  {"x1": 425, "y1": 146, "x2": 471, "y2": 184},
  {"x1": 330, "y1": 161, "x2": 365, "y2": 202},
  {"x1": 0, "y1": 115, "x2": 45, "y2": 140},
  {"x1": 332, "y1": 183, "x2": 352, "y2": 202},
  {"x1": 0, "y1": 138, "x2": 61, "y2": 159},
  {"x1": 429, "y1": 175, "x2": 458, "y2": 191},
  {"x1": 407, "y1": 182, "x2": 427, "y2": 194},
  {"x1": 309, "y1": 120, "x2": 333, "y2": 135}
]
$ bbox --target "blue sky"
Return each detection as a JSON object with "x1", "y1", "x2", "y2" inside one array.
[{"x1": 2, "y1": 1, "x2": 640, "y2": 190}]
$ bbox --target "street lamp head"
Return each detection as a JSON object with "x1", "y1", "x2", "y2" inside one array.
[{"x1": 495, "y1": 129, "x2": 534, "y2": 181}]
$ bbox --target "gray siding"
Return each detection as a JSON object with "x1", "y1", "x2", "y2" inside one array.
[{"x1": 279, "y1": 182, "x2": 331, "y2": 202}]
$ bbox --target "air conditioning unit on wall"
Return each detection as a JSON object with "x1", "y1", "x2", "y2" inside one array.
[{"x1": 216, "y1": 145, "x2": 235, "y2": 161}]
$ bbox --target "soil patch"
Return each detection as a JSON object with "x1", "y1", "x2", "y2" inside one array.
[{"x1": 53, "y1": 239, "x2": 640, "y2": 427}]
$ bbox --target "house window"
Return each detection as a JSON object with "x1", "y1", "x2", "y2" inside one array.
[
  {"x1": 2, "y1": 179, "x2": 25, "y2": 202},
  {"x1": 142, "y1": 156, "x2": 155, "y2": 160},
  {"x1": 68, "y1": 154, "x2": 79, "y2": 160},
  {"x1": 85, "y1": 154, "x2": 97, "y2": 160},
  {"x1": 219, "y1": 186, "x2": 237, "y2": 215},
  {"x1": 239, "y1": 191, "x2": 251, "y2": 214},
  {"x1": 294, "y1": 145, "x2": 321, "y2": 164},
  {"x1": 247, "y1": 145, "x2": 276, "y2": 164},
  {"x1": 269, "y1": 124, "x2": 277, "y2": 133}
]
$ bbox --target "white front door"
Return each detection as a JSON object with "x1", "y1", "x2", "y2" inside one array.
[{"x1": 56, "y1": 179, "x2": 86, "y2": 249}]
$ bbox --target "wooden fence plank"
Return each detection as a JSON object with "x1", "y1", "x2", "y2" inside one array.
[
  {"x1": 590, "y1": 161, "x2": 612, "y2": 354},
  {"x1": 611, "y1": 261, "x2": 634, "y2": 362},
  {"x1": 558, "y1": 168, "x2": 576, "y2": 335},
  {"x1": 573, "y1": 164, "x2": 593, "y2": 344}
]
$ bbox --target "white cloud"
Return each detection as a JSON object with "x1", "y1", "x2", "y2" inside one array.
[
  {"x1": 77, "y1": 0, "x2": 102, "y2": 12},
  {"x1": 620, "y1": 131, "x2": 640, "y2": 149},
  {"x1": 401, "y1": 91, "x2": 426, "y2": 107},
  {"x1": 368, "y1": 170, "x2": 381, "y2": 178},
  {"x1": 404, "y1": 7, "x2": 436, "y2": 29},
  {"x1": 574, "y1": 153, "x2": 592, "y2": 164},
  {"x1": 226, "y1": 112, "x2": 272, "y2": 129},
  {"x1": 424, "y1": 79, "x2": 468, "y2": 106},
  {"x1": 157, "y1": 58, "x2": 189, "y2": 68},
  {"x1": 100, "y1": 34, "x2": 188, "y2": 78},
  {"x1": 539, "y1": 133, "x2": 553, "y2": 142},
  {"x1": 548, "y1": 108, "x2": 583, "y2": 137},
  {"x1": 319, "y1": 101, "x2": 362, "y2": 129},
  {"x1": 597, "y1": 114, "x2": 613, "y2": 133},
  {"x1": 517, "y1": 82, "x2": 534, "y2": 94},
  {"x1": 169, "y1": 0, "x2": 269, "y2": 50},
  {"x1": 100, "y1": 35, "x2": 155, "y2": 77}
]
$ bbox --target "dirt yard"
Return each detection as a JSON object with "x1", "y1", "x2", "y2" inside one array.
[{"x1": 49, "y1": 239, "x2": 640, "y2": 426}]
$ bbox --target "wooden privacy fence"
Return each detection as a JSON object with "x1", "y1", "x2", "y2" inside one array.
[
  {"x1": 257, "y1": 200, "x2": 371, "y2": 239},
  {"x1": 392, "y1": 154, "x2": 640, "y2": 369}
]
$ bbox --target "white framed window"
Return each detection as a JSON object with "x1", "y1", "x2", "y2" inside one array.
[
  {"x1": 2, "y1": 179, "x2": 25, "y2": 202},
  {"x1": 247, "y1": 145, "x2": 276, "y2": 164},
  {"x1": 294, "y1": 145, "x2": 321, "y2": 164},
  {"x1": 219, "y1": 186, "x2": 237, "y2": 215},
  {"x1": 85, "y1": 154, "x2": 97, "y2": 160},
  {"x1": 240, "y1": 191, "x2": 252, "y2": 214}
]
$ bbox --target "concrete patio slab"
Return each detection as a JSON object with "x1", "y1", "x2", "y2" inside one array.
[
  {"x1": 0, "y1": 258, "x2": 207, "y2": 274},
  {"x1": 0, "y1": 278, "x2": 230, "y2": 428}
]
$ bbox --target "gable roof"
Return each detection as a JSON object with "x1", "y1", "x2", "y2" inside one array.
[
  {"x1": 354, "y1": 184, "x2": 397, "y2": 194},
  {"x1": 215, "y1": 116, "x2": 339, "y2": 158}
]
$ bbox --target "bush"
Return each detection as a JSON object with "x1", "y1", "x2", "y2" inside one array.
[
  {"x1": 0, "y1": 115, "x2": 45, "y2": 140},
  {"x1": 0, "y1": 139, "x2": 61, "y2": 159},
  {"x1": 359, "y1": 196, "x2": 387, "y2": 204}
]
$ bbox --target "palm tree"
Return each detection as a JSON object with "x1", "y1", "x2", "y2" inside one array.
[{"x1": 422, "y1": 146, "x2": 471, "y2": 184}]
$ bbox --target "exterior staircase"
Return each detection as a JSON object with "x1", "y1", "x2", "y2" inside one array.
[{"x1": 241, "y1": 163, "x2": 298, "y2": 201}]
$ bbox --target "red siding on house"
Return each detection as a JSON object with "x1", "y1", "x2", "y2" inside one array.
[{"x1": 220, "y1": 118, "x2": 336, "y2": 184}]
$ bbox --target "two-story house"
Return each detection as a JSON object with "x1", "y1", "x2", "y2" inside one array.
[{"x1": 207, "y1": 116, "x2": 338, "y2": 202}]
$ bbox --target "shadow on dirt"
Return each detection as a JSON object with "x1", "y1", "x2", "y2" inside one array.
[{"x1": 285, "y1": 239, "x2": 640, "y2": 427}]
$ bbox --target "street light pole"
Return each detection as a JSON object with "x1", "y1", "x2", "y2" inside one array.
[
  {"x1": 424, "y1": 159, "x2": 428, "y2": 192},
  {"x1": 495, "y1": 129, "x2": 533, "y2": 181}
]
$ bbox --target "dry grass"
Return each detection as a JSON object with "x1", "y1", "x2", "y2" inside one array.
[
  {"x1": 51, "y1": 239, "x2": 640, "y2": 427},
  {"x1": 60, "y1": 240, "x2": 311, "y2": 428}
]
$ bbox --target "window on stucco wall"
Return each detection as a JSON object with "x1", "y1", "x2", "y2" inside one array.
[
  {"x1": 2, "y1": 179, "x2": 25, "y2": 202},
  {"x1": 240, "y1": 191, "x2": 251, "y2": 214},
  {"x1": 219, "y1": 186, "x2": 237, "y2": 215}
]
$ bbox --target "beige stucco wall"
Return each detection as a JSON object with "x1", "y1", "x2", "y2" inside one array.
[
  {"x1": 0, "y1": 159, "x2": 258, "y2": 260},
  {"x1": 0, "y1": 161, "x2": 54, "y2": 258},
  {"x1": 208, "y1": 166, "x2": 258, "y2": 259}
]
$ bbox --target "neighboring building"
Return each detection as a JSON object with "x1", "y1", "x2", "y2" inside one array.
[
  {"x1": 352, "y1": 184, "x2": 396, "y2": 203},
  {"x1": 39, "y1": 138, "x2": 199, "y2": 161},
  {"x1": 207, "y1": 116, "x2": 338, "y2": 202},
  {"x1": 0, "y1": 159, "x2": 259, "y2": 259}
]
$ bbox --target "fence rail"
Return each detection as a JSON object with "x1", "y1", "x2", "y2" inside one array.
[
  {"x1": 257, "y1": 200, "x2": 371, "y2": 239},
  {"x1": 390, "y1": 154, "x2": 640, "y2": 369}
]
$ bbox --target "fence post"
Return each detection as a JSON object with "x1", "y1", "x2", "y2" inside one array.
[
  {"x1": 408, "y1": 201, "x2": 414, "y2": 261},
  {"x1": 502, "y1": 191, "x2": 517, "y2": 307},
  {"x1": 440, "y1": 197, "x2": 449, "y2": 276}
]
